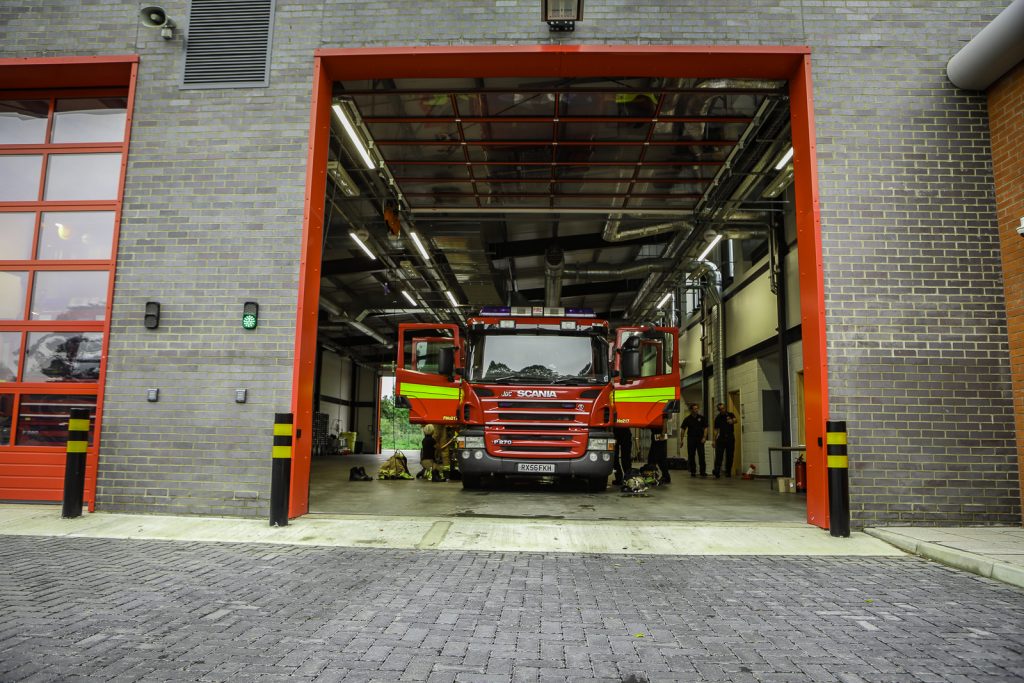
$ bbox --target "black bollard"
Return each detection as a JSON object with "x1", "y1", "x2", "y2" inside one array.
[
  {"x1": 270, "y1": 412, "x2": 293, "y2": 526},
  {"x1": 826, "y1": 420, "x2": 850, "y2": 537},
  {"x1": 61, "y1": 408, "x2": 90, "y2": 519}
]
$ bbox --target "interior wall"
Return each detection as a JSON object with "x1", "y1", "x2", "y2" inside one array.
[
  {"x1": 353, "y1": 367, "x2": 378, "y2": 453},
  {"x1": 317, "y1": 350, "x2": 353, "y2": 434}
]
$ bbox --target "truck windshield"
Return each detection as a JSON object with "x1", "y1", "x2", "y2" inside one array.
[{"x1": 468, "y1": 333, "x2": 608, "y2": 384}]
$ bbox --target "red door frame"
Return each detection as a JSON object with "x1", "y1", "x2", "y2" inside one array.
[
  {"x1": 0, "y1": 55, "x2": 139, "y2": 508},
  {"x1": 292, "y1": 46, "x2": 831, "y2": 529}
]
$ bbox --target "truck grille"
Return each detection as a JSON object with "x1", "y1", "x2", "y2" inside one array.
[{"x1": 477, "y1": 390, "x2": 603, "y2": 458}]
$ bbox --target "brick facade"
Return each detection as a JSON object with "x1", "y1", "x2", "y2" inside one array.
[
  {"x1": 0, "y1": 1, "x2": 1017, "y2": 525},
  {"x1": 988, "y1": 62, "x2": 1024, "y2": 518}
]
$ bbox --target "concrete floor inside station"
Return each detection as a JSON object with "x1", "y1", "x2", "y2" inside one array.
[{"x1": 308, "y1": 452, "x2": 808, "y2": 523}]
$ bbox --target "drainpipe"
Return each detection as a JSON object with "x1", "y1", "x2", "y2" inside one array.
[
  {"x1": 946, "y1": 0, "x2": 1024, "y2": 90},
  {"x1": 544, "y1": 245, "x2": 564, "y2": 308}
]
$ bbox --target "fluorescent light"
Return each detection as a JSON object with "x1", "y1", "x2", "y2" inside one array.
[
  {"x1": 401, "y1": 290, "x2": 417, "y2": 306},
  {"x1": 656, "y1": 292, "x2": 672, "y2": 309},
  {"x1": 445, "y1": 290, "x2": 459, "y2": 307},
  {"x1": 410, "y1": 232, "x2": 431, "y2": 262},
  {"x1": 349, "y1": 231, "x2": 376, "y2": 260},
  {"x1": 332, "y1": 103, "x2": 375, "y2": 170},
  {"x1": 774, "y1": 146, "x2": 794, "y2": 171},
  {"x1": 697, "y1": 234, "x2": 723, "y2": 261}
]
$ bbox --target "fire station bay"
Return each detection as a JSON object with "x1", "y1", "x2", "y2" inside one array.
[{"x1": 0, "y1": 0, "x2": 1021, "y2": 534}]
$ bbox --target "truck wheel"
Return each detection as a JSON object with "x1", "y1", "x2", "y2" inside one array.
[
  {"x1": 462, "y1": 474, "x2": 482, "y2": 490},
  {"x1": 585, "y1": 476, "x2": 607, "y2": 493}
]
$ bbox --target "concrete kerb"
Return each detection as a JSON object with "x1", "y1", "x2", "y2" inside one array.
[
  {"x1": 865, "y1": 527, "x2": 1024, "y2": 590},
  {"x1": 0, "y1": 504, "x2": 903, "y2": 557}
]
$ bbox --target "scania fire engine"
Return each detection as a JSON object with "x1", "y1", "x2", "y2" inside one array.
[{"x1": 396, "y1": 306, "x2": 679, "y2": 491}]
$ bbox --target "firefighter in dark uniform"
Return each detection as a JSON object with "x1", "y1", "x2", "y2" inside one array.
[
  {"x1": 612, "y1": 426, "x2": 633, "y2": 485},
  {"x1": 712, "y1": 402, "x2": 737, "y2": 478},
  {"x1": 680, "y1": 403, "x2": 709, "y2": 477}
]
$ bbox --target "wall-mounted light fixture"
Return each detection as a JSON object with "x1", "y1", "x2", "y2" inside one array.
[
  {"x1": 543, "y1": 0, "x2": 583, "y2": 31},
  {"x1": 445, "y1": 290, "x2": 460, "y2": 307},
  {"x1": 401, "y1": 290, "x2": 418, "y2": 307},
  {"x1": 144, "y1": 301, "x2": 161, "y2": 329},
  {"x1": 139, "y1": 6, "x2": 177, "y2": 40}
]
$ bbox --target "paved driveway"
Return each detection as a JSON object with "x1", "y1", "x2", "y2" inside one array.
[{"x1": 1, "y1": 536, "x2": 1023, "y2": 682}]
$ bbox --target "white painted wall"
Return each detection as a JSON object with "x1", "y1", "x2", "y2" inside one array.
[{"x1": 724, "y1": 269, "x2": 777, "y2": 356}]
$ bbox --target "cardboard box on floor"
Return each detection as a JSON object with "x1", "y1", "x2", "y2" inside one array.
[{"x1": 775, "y1": 477, "x2": 793, "y2": 493}]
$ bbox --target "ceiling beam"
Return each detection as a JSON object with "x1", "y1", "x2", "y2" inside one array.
[
  {"x1": 322, "y1": 257, "x2": 387, "y2": 277},
  {"x1": 517, "y1": 279, "x2": 644, "y2": 300},
  {"x1": 491, "y1": 232, "x2": 669, "y2": 260}
]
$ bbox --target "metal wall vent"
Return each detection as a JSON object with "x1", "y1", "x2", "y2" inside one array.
[{"x1": 182, "y1": 0, "x2": 275, "y2": 89}]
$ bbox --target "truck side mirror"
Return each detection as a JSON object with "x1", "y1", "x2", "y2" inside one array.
[
  {"x1": 438, "y1": 347, "x2": 455, "y2": 379},
  {"x1": 621, "y1": 348, "x2": 641, "y2": 379}
]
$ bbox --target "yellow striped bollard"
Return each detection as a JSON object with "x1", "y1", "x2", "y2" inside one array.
[
  {"x1": 270, "y1": 413, "x2": 292, "y2": 527},
  {"x1": 61, "y1": 408, "x2": 90, "y2": 519},
  {"x1": 826, "y1": 420, "x2": 850, "y2": 537}
]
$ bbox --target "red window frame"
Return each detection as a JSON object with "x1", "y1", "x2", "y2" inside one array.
[{"x1": 0, "y1": 56, "x2": 138, "y2": 506}]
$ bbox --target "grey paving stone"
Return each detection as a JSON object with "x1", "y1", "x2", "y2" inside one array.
[{"x1": 1, "y1": 536, "x2": 1024, "y2": 682}]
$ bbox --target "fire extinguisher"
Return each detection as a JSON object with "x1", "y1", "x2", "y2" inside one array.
[{"x1": 795, "y1": 455, "x2": 807, "y2": 492}]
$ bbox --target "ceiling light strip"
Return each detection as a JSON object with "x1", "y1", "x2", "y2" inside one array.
[
  {"x1": 410, "y1": 232, "x2": 431, "y2": 262},
  {"x1": 774, "y1": 146, "x2": 794, "y2": 170},
  {"x1": 697, "y1": 234, "x2": 724, "y2": 261},
  {"x1": 349, "y1": 231, "x2": 376, "y2": 260},
  {"x1": 332, "y1": 103, "x2": 375, "y2": 170},
  {"x1": 445, "y1": 290, "x2": 459, "y2": 307}
]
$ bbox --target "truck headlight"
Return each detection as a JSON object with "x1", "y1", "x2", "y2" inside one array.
[
  {"x1": 459, "y1": 436, "x2": 484, "y2": 449},
  {"x1": 473, "y1": 450, "x2": 483, "y2": 460},
  {"x1": 588, "y1": 452, "x2": 598, "y2": 462}
]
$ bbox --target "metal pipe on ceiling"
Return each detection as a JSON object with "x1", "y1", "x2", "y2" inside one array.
[{"x1": 601, "y1": 216, "x2": 692, "y2": 242}]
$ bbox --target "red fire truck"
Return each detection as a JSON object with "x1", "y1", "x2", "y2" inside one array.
[{"x1": 395, "y1": 306, "x2": 679, "y2": 491}]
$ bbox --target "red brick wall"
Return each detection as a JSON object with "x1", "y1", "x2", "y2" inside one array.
[{"x1": 988, "y1": 62, "x2": 1024, "y2": 519}]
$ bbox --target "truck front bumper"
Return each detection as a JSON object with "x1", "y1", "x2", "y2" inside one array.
[{"x1": 456, "y1": 449, "x2": 613, "y2": 478}]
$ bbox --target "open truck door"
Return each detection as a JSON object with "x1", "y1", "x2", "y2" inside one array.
[
  {"x1": 396, "y1": 323, "x2": 462, "y2": 425},
  {"x1": 612, "y1": 325, "x2": 680, "y2": 428}
]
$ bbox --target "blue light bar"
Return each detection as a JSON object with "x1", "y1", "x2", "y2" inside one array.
[
  {"x1": 480, "y1": 306, "x2": 512, "y2": 315},
  {"x1": 478, "y1": 305, "x2": 596, "y2": 318},
  {"x1": 565, "y1": 308, "x2": 596, "y2": 318}
]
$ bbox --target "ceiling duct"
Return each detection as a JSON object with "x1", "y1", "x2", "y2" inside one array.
[{"x1": 602, "y1": 217, "x2": 692, "y2": 242}]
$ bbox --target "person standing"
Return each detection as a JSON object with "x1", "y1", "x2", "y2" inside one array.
[
  {"x1": 712, "y1": 402, "x2": 737, "y2": 479},
  {"x1": 612, "y1": 426, "x2": 633, "y2": 485},
  {"x1": 647, "y1": 426, "x2": 671, "y2": 484},
  {"x1": 680, "y1": 403, "x2": 708, "y2": 478}
]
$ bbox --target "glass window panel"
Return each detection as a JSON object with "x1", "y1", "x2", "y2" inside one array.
[
  {"x1": 378, "y1": 144, "x2": 463, "y2": 164},
  {"x1": 463, "y1": 121, "x2": 551, "y2": 141},
  {"x1": 0, "y1": 155, "x2": 43, "y2": 201},
  {"x1": 560, "y1": 92, "x2": 620, "y2": 117},
  {"x1": 0, "y1": 393, "x2": 11, "y2": 445},
  {"x1": 559, "y1": 121, "x2": 650, "y2": 142},
  {"x1": 38, "y1": 212, "x2": 115, "y2": 260},
  {"x1": 23, "y1": 332, "x2": 103, "y2": 383},
  {"x1": 0, "y1": 272, "x2": 28, "y2": 319},
  {"x1": 30, "y1": 271, "x2": 108, "y2": 321},
  {"x1": 0, "y1": 332, "x2": 21, "y2": 382},
  {"x1": 16, "y1": 393, "x2": 97, "y2": 446},
  {"x1": 43, "y1": 153, "x2": 122, "y2": 201},
  {"x1": 0, "y1": 100, "x2": 49, "y2": 144},
  {"x1": 366, "y1": 121, "x2": 459, "y2": 141},
  {"x1": 350, "y1": 93, "x2": 454, "y2": 118},
  {"x1": 0, "y1": 213, "x2": 36, "y2": 260},
  {"x1": 50, "y1": 98, "x2": 128, "y2": 143},
  {"x1": 390, "y1": 163, "x2": 470, "y2": 179}
]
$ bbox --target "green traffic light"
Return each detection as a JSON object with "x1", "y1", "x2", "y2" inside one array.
[
  {"x1": 242, "y1": 314, "x2": 257, "y2": 329},
  {"x1": 242, "y1": 302, "x2": 259, "y2": 329}
]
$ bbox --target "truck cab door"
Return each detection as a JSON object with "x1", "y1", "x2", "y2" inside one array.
[
  {"x1": 396, "y1": 323, "x2": 462, "y2": 425},
  {"x1": 612, "y1": 326, "x2": 680, "y2": 428}
]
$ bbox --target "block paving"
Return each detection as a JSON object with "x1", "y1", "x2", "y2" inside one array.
[{"x1": 1, "y1": 536, "x2": 1023, "y2": 682}]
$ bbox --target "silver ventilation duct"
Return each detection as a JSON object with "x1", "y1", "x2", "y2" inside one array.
[{"x1": 947, "y1": 0, "x2": 1024, "y2": 90}]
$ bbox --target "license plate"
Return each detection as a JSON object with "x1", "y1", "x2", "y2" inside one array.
[{"x1": 517, "y1": 462, "x2": 555, "y2": 473}]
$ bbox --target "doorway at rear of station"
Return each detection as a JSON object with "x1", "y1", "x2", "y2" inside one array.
[{"x1": 290, "y1": 46, "x2": 830, "y2": 530}]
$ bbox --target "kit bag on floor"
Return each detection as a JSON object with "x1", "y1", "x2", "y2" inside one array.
[{"x1": 378, "y1": 452, "x2": 413, "y2": 480}]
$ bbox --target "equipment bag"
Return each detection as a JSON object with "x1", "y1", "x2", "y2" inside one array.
[{"x1": 378, "y1": 452, "x2": 413, "y2": 480}]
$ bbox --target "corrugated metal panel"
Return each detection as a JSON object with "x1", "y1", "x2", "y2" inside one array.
[{"x1": 182, "y1": 0, "x2": 275, "y2": 89}]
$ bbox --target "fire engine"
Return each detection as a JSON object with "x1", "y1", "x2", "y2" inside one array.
[{"x1": 396, "y1": 306, "x2": 680, "y2": 491}]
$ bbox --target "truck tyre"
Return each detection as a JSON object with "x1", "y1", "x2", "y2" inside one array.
[
  {"x1": 462, "y1": 474, "x2": 483, "y2": 490},
  {"x1": 585, "y1": 476, "x2": 607, "y2": 493}
]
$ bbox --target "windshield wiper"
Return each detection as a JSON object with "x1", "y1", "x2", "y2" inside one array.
[{"x1": 482, "y1": 373, "x2": 553, "y2": 384}]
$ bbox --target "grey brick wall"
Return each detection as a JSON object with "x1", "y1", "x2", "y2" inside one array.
[{"x1": 1, "y1": 0, "x2": 1016, "y2": 524}]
